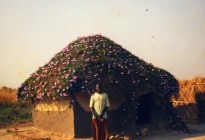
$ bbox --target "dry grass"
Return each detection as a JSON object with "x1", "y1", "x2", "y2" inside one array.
[{"x1": 0, "y1": 86, "x2": 17, "y2": 103}]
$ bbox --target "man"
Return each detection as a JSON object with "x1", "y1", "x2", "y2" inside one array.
[{"x1": 89, "y1": 83, "x2": 110, "y2": 140}]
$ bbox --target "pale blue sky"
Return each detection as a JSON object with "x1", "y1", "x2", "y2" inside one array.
[{"x1": 0, "y1": 0, "x2": 205, "y2": 88}]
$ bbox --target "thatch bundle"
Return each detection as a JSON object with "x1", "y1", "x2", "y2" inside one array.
[
  {"x1": 18, "y1": 35, "x2": 187, "y2": 131},
  {"x1": 172, "y1": 77, "x2": 205, "y2": 124},
  {"x1": 172, "y1": 77, "x2": 205, "y2": 104}
]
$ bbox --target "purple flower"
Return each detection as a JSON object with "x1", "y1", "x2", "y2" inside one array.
[{"x1": 127, "y1": 71, "x2": 130, "y2": 74}]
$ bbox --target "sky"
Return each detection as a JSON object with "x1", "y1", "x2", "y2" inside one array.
[{"x1": 0, "y1": 0, "x2": 205, "y2": 88}]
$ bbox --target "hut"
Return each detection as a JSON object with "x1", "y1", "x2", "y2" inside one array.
[
  {"x1": 172, "y1": 77, "x2": 205, "y2": 124},
  {"x1": 18, "y1": 35, "x2": 188, "y2": 138}
]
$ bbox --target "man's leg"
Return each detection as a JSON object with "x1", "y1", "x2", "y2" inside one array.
[
  {"x1": 101, "y1": 119, "x2": 109, "y2": 140},
  {"x1": 93, "y1": 119, "x2": 100, "y2": 140},
  {"x1": 92, "y1": 119, "x2": 96, "y2": 140}
]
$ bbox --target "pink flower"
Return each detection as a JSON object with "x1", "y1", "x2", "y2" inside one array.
[
  {"x1": 18, "y1": 84, "x2": 23, "y2": 89},
  {"x1": 47, "y1": 93, "x2": 50, "y2": 97},
  {"x1": 85, "y1": 58, "x2": 90, "y2": 62},
  {"x1": 73, "y1": 76, "x2": 78, "y2": 80}
]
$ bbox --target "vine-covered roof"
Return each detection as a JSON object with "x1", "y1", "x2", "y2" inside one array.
[
  {"x1": 17, "y1": 35, "x2": 189, "y2": 132},
  {"x1": 18, "y1": 35, "x2": 179, "y2": 101}
]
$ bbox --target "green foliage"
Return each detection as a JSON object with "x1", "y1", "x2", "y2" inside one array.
[
  {"x1": 0, "y1": 101, "x2": 32, "y2": 123},
  {"x1": 6, "y1": 129, "x2": 14, "y2": 133}
]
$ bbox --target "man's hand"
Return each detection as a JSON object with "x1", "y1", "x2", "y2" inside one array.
[
  {"x1": 99, "y1": 118, "x2": 104, "y2": 122},
  {"x1": 98, "y1": 117, "x2": 104, "y2": 122},
  {"x1": 98, "y1": 115, "x2": 104, "y2": 122}
]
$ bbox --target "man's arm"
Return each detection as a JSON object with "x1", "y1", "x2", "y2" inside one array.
[
  {"x1": 91, "y1": 107, "x2": 98, "y2": 119},
  {"x1": 89, "y1": 95, "x2": 98, "y2": 118},
  {"x1": 99, "y1": 107, "x2": 109, "y2": 118},
  {"x1": 100, "y1": 94, "x2": 110, "y2": 119}
]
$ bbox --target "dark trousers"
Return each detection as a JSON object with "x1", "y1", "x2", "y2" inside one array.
[{"x1": 92, "y1": 119, "x2": 108, "y2": 140}]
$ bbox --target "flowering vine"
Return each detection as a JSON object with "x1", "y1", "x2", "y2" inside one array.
[{"x1": 17, "y1": 34, "x2": 187, "y2": 132}]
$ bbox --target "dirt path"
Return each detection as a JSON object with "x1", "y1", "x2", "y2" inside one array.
[
  {"x1": 137, "y1": 124, "x2": 205, "y2": 140},
  {"x1": 0, "y1": 123, "x2": 205, "y2": 140}
]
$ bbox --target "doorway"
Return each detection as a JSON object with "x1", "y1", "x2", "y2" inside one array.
[
  {"x1": 136, "y1": 93, "x2": 164, "y2": 127},
  {"x1": 136, "y1": 94, "x2": 151, "y2": 125}
]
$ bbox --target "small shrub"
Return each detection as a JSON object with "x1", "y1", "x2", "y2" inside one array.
[{"x1": 0, "y1": 100, "x2": 32, "y2": 123}]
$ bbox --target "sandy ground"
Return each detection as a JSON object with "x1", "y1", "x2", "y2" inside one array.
[{"x1": 0, "y1": 123, "x2": 205, "y2": 140}]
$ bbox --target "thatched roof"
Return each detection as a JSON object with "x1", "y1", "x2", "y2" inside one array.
[{"x1": 18, "y1": 35, "x2": 179, "y2": 101}]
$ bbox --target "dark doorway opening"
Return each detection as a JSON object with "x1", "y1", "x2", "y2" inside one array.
[
  {"x1": 136, "y1": 93, "x2": 164, "y2": 128},
  {"x1": 136, "y1": 94, "x2": 151, "y2": 125}
]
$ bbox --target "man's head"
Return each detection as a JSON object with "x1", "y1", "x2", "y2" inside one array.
[{"x1": 95, "y1": 83, "x2": 102, "y2": 93}]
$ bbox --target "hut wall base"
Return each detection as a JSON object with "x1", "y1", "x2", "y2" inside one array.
[{"x1": 32, "y1": 107, "x2": 75, "y2": 138}]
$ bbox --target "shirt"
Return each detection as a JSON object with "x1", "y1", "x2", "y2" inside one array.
[{"x1": 89, "y1": 92, "x2": 110, "y2": 119}]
